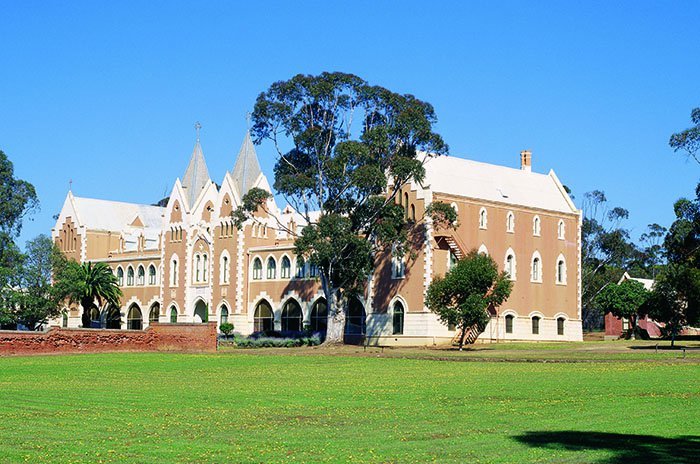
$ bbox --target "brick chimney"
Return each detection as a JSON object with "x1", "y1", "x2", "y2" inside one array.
[{"x1": 520, "y1": 150, "x2": 532, "y2": 172}]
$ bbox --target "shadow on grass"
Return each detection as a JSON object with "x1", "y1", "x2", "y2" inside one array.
[{"x1": 514, "y1": 431, "x2": 699, "y2": 463}]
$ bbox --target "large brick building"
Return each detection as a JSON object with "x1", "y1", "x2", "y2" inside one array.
[{"x1": 52, "y1": 131, "x2": 582, "y2": 344}]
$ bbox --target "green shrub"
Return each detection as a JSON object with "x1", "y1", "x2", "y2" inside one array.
[
  {"x1": 219, "y1": 322, "x2": 234, "y2": 336},
  {"x1": 233, "y1": 334, "x2": 321, "y2": 348}
]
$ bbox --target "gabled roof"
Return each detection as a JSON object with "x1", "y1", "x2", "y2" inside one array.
[
  {"x1": 619, "y1": 272, "x2": 655, "y2": 290},
  {"x1": 181, "y1": 140, "x2": 211, "y2": 208},
  {"x1": 421, "y1": 154, "x2": 578, "y2": 214},
  {"x1": 231, "y1": 131, "x2": 263, "y2": 197},
  {"x1": 71, "y1": 196, "x2": 164, "y2": 232}
]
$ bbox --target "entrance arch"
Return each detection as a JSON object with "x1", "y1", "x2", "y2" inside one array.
[
  {"x1": 281, "y1": 299, "x2": 303, "y2": 332},
  {"x1": 149, "y1": 303, "x2": 160, "y2": 324},
  {"x1": 105, "y1": 305, "x2": 121, "y2": 329},
  {"x1": 193, "y1": 300, "x2": 208, "y2": 323},
  {"x1": 253, "y1": 300, "x2": 274, "y2": 332},
  {"x1": 127, "y1": 304, "x2": 143, "y2": 330},
  {"x1": 344, "y1": 297, "x2": 366, "y2": 344},
  {"x1": 310, "y1": 298, "x2": 328, "y2": 340}
]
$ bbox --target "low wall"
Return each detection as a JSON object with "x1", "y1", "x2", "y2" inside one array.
[{"x1": 0, "y1": 322, "x2": 217, "y2": 356}]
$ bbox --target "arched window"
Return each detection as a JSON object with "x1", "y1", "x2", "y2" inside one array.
[
  {"x1": 558, "y1": 220, "x2": 565, "y2": 240},
  {"x1": 479, "y1": 207, "x2": 488, "y2": 229},
  {"x1": 149, "y1": 303, "x2": 160, "y2": 323},
  {"x1": 531, "y1": 252, "x2": 542, "y2": 282},
  {"x1": 137, "y1": 265, "x2": 145, "y2": 286},
  {"x1": 345, "y1": 297, "x2": 366, "y2": 337},
  {"x1": 309, "y1": 263, "x2": 318, "y2": 277},
  {"x1": 532, "y1": 316, "x2": 540, "y2": 335},
  {"x1": 410, "y1": 204, "x2": 416, "y2": 221},
  {"x1": 126, "y1": 266, "x2": 134, "y2": 286},
  {"x1": 281, "y1": 299, "x2": 303, "y2": 332},
  {"x1": 252, "y1": 257, "x2": 263, "y2": 280},
  {"x1": 505, "y1": 252, "x2": 516, "y2": 280},
  {"x1": 448, "y1": 251, "x2": 458, "y2": 270},
  {"x1": 533, "y1": 216, "x2": 541, "y2": 236},
  {"x1": 254, "y1": 300, "x2": 274, "y2": 332},
  {"x1": 220, "y1": 305, "x2": 229, "y2": 325},
  {"x1": 170, "y1": 257, "x2": 179, "y2": 287},
  {"x1": 404, "y1": 192, "x2": 409, "y2": 218},
  {"x1": 195, "y1": 254, "x2": 201, "y2": 282},
  {"x1": 295, "y1": 257, "x2": 305, "y2": 278},
  {"x1": 557, "y1": 317, "x2": 565, "y2": 336},
  {"x1": 62, "y1": 312, "x2": 68, "y2": 328},
  {"x1": 170, "y1": 306, "x2": 178, "y2": 323},
  {"x1": 202, "y1": 254, "x2": 208, "y2": 281},
  {"x1": 117, "y1": 267, "x2": 124, "y2": 286},
  {"x1": 127, "y1": 305, "x2": 142, "y2": 330},
  {"x1": 557, "y1": 257, "x2": 567, "y2": 284},
  {"x1": 220, "y1": 254, "x2": 230, "y2": 284},
  {"x1": 105, "y1": 305, "x2": 121, "y2": 329},
  {"x1": 148, "y1": 265, "x2": 157, "y2": 285},
  {"x1": 506, "y1": 211, "x2": 515, "y2": 233},
  {"x1": 478, "y1": 244, "x2": 489, "y2": 256},
  {"x1": 392, "y1": 301, "x2": 404, "y2": 335},
  {"x1": 392, "y1": 246, "x2": 405, "y2": 279},
  {"x1": 281, "y1": 256, "x2": 291, "y2": 279},
  {"x1": 267, "y1": 257, "x2": 277, "y2": 279},
  {"x1": 310, "y1": 299, "x2": 328, "y2": 337},
  {"x1": 505, "y1": 314, "x2": 514, "y2": 334}
]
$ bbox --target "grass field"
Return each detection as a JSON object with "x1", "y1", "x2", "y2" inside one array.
[{"x1": 0, "y1": 343, "x2": 698, "y2": 463}]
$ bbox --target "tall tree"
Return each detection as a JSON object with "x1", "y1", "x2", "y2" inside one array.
[
  {"x1": 580, "y1": 190, "x2": 637, "y2": 329},
  {"x1": 669, "y1": 107, "x2": 700, "y2": 164},
  {"x1": 0, "y1": 150, "x2": 38, "y2": 291},
  {"x1": 595, "y1": 279, "x2": 649, "y2": 339},
  {"x1": 426, "y1": 250, "x2": 512, "y2": 350},
  {"x1": 644, "y1": 265, "x2": 698, "y2": 347},
  {"x1": 56, "y1": 261, "x2": 122, "y2": 328},
  {"x1": 235, "y1": 72, "x2": 451, "y2": 344},
  {"x1": 7, "y1": 235, "x2": 67, "y2": 330}
]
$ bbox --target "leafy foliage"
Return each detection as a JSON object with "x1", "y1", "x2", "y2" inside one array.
[
  {"x1": 595, "y1": 279, "x2": 649, "y2": 337},
  {"x1": 55, "y1": 261, "x2": 122, "y2": 328},
  {"x1": 3, "y1": 235, "x2": 68, "y2": 330},
  {"x1": 219, "y1": 322, "x2": 234, "y2": 336},
  {"x1": 426, "y1": 250, "x2": 512, "y2": 349},
  {"x1": 669, "y1": 107, "x2": 700, "y2": 164},
  {"x1": 236, "y1": 72, "x2": 450, "y2": 343}
]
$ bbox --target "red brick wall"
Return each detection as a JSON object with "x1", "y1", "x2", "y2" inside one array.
[
  {"x1": 605, "y1": 312, "x2": 623, "y2": 336},
  {"x1": 0, "y1": 322, "x2": 217, "y2": 356}
]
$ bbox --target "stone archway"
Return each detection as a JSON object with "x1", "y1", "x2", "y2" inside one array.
[
  {"x1": 127, "y1": 304, "x2": 143, "y2": 330},
  {"x1": 193, "y1": 300, "x2": 208, "y2": 323}
]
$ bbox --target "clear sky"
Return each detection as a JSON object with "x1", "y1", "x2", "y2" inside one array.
[{"x1": 2, "y1": 1, "x2": 698, "y2": 249}]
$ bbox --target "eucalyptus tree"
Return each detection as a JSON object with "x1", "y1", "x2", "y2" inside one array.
[
  {"x1": 670, "y1": 107, "x2": 700, "y2": 164},
  {"x1": 234, "y1": 72, "x2": 453, "y2": 344}
]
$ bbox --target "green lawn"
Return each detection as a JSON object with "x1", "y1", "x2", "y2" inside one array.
[{"x1": 0, "y1": 348, "x2": 698, "y2": 463}]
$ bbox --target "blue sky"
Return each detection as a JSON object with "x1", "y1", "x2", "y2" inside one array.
[{"x1": 2, "y1": 1, "x2": 698, "y2": 249}]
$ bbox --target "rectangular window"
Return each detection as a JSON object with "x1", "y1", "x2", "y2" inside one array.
[
  {"x1": 557, "y1": 318, "x2": 565, "y2": 336},
  {"x1": 505, "y1": 316, "x2": 513, "y2": 334},
  {"x1": 532, "y1": 317, "x2": 540, "y2": 335}
]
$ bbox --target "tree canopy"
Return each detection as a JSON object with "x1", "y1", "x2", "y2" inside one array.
[
  {"x1": 235, "y1": 72, "x2": 452, "y2": 343},
  {"x1": 595, "y1": 279, "x2": 649, "y2": 338},
  {"x1": 669, "y1": 107, "x2": 700, "y2": 164},
  {"x1": 56, "y1": 261, "x2": 122, "y2": 328},
  {"x1": 426, "y1": 250, "x2": 512, "y2": 350}
]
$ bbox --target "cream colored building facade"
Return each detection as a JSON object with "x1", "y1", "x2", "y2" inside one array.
[{"x1": 52, "y1": 132, "x2": 582, "y2": 344}]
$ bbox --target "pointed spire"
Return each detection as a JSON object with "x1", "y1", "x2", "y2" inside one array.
[
  {"x1": 181, "y1": 122, "x2": 211, "y2": 208},
  {"x1": 231, "y1": 131, "x2": 263, "y2": 197}
]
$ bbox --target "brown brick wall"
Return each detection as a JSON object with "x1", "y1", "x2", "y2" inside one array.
[{"x1": 0, "y1": 322, "x2": 217, "y2": 356}]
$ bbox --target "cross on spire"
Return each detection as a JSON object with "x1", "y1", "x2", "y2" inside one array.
[
  {"x1": 194, "y1": 121, "x2": 202, "y2": 142},
  {"x1": 68, "y1": 179, "x2": 73, "y2": 192}
]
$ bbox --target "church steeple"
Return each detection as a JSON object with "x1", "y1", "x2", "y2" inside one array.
[
  {"x1": 231, "y1": 131, "x2": 263, "y2": 197},
  {"x1": 181, "y1": 122, "x2": 211, "y2": 208}
]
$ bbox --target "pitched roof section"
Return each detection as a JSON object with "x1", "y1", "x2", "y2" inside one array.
[
  {"x1": 181, "y1": 140, "x2": 211, "y2": 208},
  {"x1": 71, "y1": 196, "x2": 164, "y2": 232},
  {"x1": 231, "y1": 131, "x2": 263, "y2": 197},
  {"x1": 421, "y1": 154, "x2": 578, "y2": 214}
]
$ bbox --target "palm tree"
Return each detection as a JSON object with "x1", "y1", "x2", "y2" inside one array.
[{"x1": 63, "y1": 262, "x2": 122, "y2": 328}]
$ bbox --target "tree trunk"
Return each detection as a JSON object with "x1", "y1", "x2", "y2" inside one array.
[
  {"x1": 80, "y1": 298, "x2": 92, "y2": 328},
  {"x1": 320, "y1": 274, "x2": 345, "y2": 345},
  {"x1": 458, "y1": 323, "x2": 467, "y2": 351}
]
